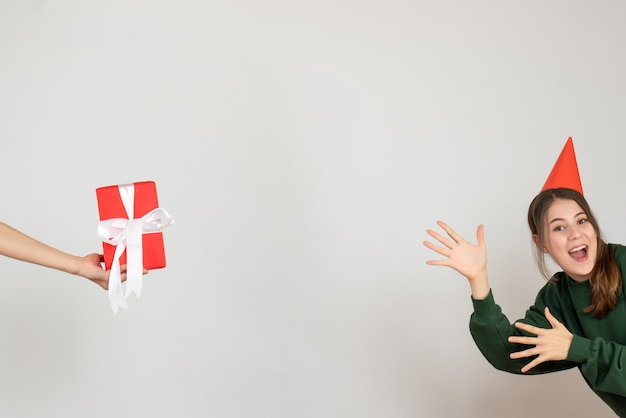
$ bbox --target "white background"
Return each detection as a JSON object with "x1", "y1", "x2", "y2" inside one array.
[{"x1": 1, "y1": 1, "x2": 625, "y2": 417}]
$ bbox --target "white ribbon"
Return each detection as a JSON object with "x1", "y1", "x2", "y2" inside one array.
[{"x1": 97, "y1": 183, "x2": 173, "y2": 314}]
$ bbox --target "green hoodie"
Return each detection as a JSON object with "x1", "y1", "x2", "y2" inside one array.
[{"x1": 470, "y1": 244, "x2": 626, "y2": 417}]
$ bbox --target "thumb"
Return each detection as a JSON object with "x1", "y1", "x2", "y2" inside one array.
[
  {"x1": 476, "y1": 224, "x2": 485, "y2": 246},
  {"x1": 544, "y1": 306, "x2": 562, "y2": 329}
]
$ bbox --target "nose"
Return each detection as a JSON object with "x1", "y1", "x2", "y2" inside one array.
[{"x1": 569, "y1": 225, "x2": 582, "y2": 240}]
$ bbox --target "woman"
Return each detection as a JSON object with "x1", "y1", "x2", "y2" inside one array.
[
  {"x1": 0, "y1": 221, "x2": 114, "y2": 289},
  {"x1": 423, "y1": 187, "x2": 626, "y2": 416}
]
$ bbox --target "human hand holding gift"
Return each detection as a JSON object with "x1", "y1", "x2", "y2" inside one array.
[
  {"x1": 76, "y1": 253, "x2": 146, "y2": 290},
  {"x1": 96, "y1": 181, "x2": 173, "y2": 313}
]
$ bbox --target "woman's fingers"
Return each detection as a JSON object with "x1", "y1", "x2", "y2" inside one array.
[
  {"x1": 436, "y1": 221, "x2": 464, "y2": 245},
  {"x1": 509, "y1": 346, "x2": 538, "y2": 359},
  {"x1": 520, "y1": 359, "x2": 541, "y2": 373},
  {"x1": 423, "y1": 239, "x2": 451, "y2": 257},
  {"x1": 513, "y1": 321, "x2": 543, "y2": 335},
  {"x1": 426, "y1": 228, "x2": 456, "y2": 250},
  {"x1": 506, "y1": 309, "x2": 573, "y2": 373},
  {"x1": 508, "y1": 335, "x2": 537, "y2": 345}
]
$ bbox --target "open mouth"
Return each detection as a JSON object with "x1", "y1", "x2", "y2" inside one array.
[{"x1": 569, "y1": 245, "x2": 588, "y2": 260}]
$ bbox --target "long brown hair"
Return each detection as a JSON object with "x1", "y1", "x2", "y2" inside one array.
[{"x1": 527, "y1": 188, "x2": 621, "y2": 317}]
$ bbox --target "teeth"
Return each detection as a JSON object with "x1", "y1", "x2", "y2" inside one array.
[{"x1": 569, "y1": 245, "x2": 587, "y2": 253}]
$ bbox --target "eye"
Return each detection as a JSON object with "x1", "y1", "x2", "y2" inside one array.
[
  {"x1": 578, "y1": 218, "x2": 588, "y2": 225},
  {"x1": 553, "y1": 225, "x2": 565, "y2": 232}
]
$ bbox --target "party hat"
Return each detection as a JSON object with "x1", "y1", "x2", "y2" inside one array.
[{"x1": 541, "y1": 137, "x2": 583, "y2": 195}]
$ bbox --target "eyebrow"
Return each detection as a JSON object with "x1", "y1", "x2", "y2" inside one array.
[{"x1": 548, "y1": 211, "x2": 587, "y2": 225}]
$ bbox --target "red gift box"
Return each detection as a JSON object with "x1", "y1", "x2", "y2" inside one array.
[{"x1": 96, "y1": 181, "x2": 166, "y2": 270}]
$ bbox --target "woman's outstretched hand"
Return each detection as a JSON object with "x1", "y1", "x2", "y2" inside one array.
[
  {"x1": 508, "y1": 307, "x2": 574, "y2": 373},
  {"x1": 75, "y1": 254, "x2": 147, "y2": 290},
  {"x1": 423, "y1": 221, "x2": 490, "y2": 299},
  {"x1": 77, "y1": 253, "x2": 110, "y2": 290}
]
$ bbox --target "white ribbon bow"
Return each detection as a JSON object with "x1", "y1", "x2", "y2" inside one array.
[{"x1": 97, "y1": 184, "x2": 173, "y2": 314}]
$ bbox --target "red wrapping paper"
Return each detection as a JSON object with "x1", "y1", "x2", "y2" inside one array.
[{"x1": 96, "y1": 181, "x2": 166, "y2": 270}]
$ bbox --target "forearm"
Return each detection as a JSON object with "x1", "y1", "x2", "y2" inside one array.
[
  {"x1": 470, "y1": 291, "x2": 576, "y2": 374},
  {"x1": 0, "y1": 222, "x2": 81, "y2": 274},
  {"x1": 569, "y1": 335, "x2": 626, "y2": 396}
]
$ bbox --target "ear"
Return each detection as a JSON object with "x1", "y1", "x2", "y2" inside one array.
[{"x1": 532, "y1": 234, "x2": 550, "y2": 254}]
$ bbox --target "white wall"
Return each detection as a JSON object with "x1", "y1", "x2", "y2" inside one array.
[{"x1": 0, "y1": 1, "x2": 624, "y2": 417}]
